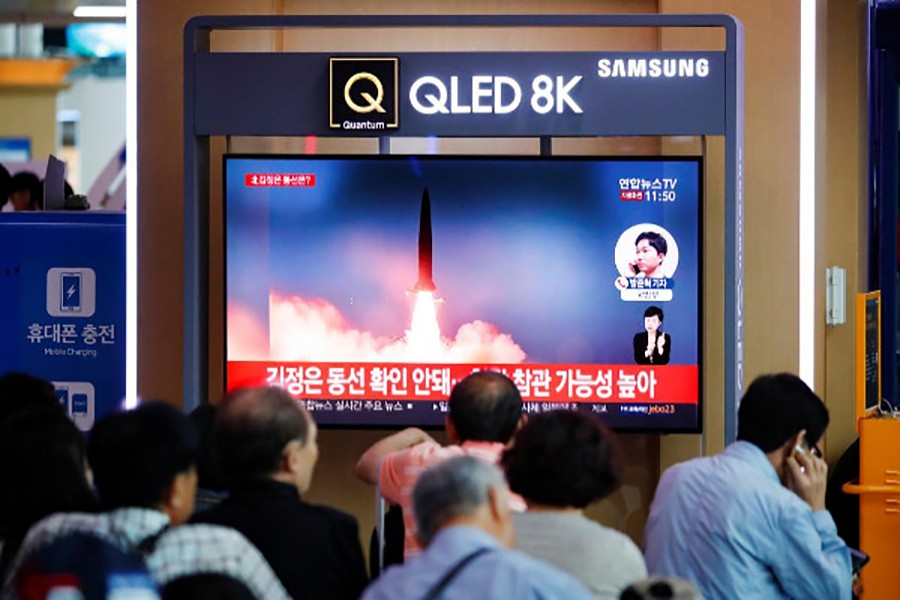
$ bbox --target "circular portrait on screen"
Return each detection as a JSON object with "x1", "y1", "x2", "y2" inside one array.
[{"x1": 614, "y1": 223, "x2": 679, "y2": 282}]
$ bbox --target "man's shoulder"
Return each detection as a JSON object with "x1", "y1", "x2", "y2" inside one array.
[
  {"x1": 390, "y1": 440, "x2": 461, "y2": 464},
  {"x1": 20, "y1": 512, "x2": 110, "y2": 551},
  {"x1": 148, "y1": 524, "x2": 291, "y2": 600},
  {"x1": 381, "y1": 441, "x2": 462, "y2": 479},
  {"x1": 658, "y1": 454, "x2": 709, "y2": 484},
  {"x1": 379, "y1": 442, "x2": 463, "y2": 504},
  {"x1": 154, "y1": 522, "x2": 261, "y2": 556},
  {"x1": 302, "y1": 502, "x2": 361, "y2": 531},
  {"x1": 191, "y1": 498, "x2": 236, "y2": 525},
  {"x1": 149, "y1": 524, "x2": 266, "y2": 574},
  {"x1": 29, "y1": 512, "x2": 103, "y2": 534}
]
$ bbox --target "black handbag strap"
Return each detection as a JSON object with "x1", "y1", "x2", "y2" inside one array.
[{"x1": 421, "y1": 547, "x2": 493, "y2": 600}]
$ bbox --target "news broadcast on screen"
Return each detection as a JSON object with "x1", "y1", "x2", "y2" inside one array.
[{"x1": 225, "y1": 155, "x2": 701, "y2": 431}]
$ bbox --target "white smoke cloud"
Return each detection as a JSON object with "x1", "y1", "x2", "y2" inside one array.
[{"x1": 227, "y1": 293, "x2": 526, "y2": 364}]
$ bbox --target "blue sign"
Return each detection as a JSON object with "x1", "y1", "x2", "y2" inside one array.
[
  {"x1": 0, "y1": 212, "x2": 125, "y2": 430},
  {"x1": 0, "y1": 138, "x2": 31, "y2": 161}
]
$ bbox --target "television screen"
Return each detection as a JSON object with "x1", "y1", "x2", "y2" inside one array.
[{"x1": 225, "y1": 155, "x2": 701, "y2": 431}]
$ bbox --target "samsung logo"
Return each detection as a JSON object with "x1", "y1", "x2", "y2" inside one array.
[{"x1": 597, "y1": 58, "x2": 710, "y2": 79}]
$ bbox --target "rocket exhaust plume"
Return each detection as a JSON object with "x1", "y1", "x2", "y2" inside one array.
[{"x1": 412, "y1": 188, "x2": 437, "y2": 293}]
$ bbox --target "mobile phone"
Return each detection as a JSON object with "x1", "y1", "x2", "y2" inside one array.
[
  {"x1": 60, "y1": 272, "x2": 82, "y2": 313},
  {"x1": 849, "y1": 548, "x2": 870, "y2": 575},
  {"x1": 793, "y1": 445, "x2": 808, "y2": 473}
]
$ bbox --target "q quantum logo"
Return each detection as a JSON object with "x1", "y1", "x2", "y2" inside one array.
[{"x1": 329, "y1": 57, "x2": 399, "y2": 131}]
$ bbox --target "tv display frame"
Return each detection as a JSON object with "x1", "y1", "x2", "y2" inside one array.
[{"x1": 223, "y1": 154, "x2": 704, "y2": 433}]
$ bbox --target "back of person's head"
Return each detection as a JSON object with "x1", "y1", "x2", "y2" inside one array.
[
  {"x1": 10, "y1": 171, "x2": 39, "y2": 192},
  {"x1": 502, "y1": 410, "x2": 622, "y2": 508},
  {"x1": 620, "y1": 577, "x2": 702, "y2": 600},
  {"x1": 88, "y1": 401, "x2": 198, "y2": 511},
  {"x1": 0, "y1": 371, "x2": 64, "y2": 426},
  {"x1": 0, "y1": 408, "x2": 98, "y2": 576},
  {"x1": 413, "y1": 455, "x2": 508, "y2": 546},
  {"x1": 448, "y1": 371, "x2": 522, "y2": 443},
  {"x1": 13, "y1": 532, "x2": 159, "y2": 600},
  {"x1": 162, "y1": 573, "x2": 254, "y2": 600},
  {"x1": 737, "y1": 373, "x2": 829, "y2": 451},
  {"x1": 9, "y1": 171, "x2": 42, "y2": 211},
  {"x1": 189, "y1": 403, "x2": 226, "y2": 492},
  {"x1": 214, "y1": 386, "x2": 311, "y2": 484}
]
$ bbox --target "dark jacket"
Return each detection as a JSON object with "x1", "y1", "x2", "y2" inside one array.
[
  {"x1": 192, "y1": 478, "x2": 368, "y2": 600},
  {"x1": 632, "y1": 331, "x2": 671, "y2": 365}
]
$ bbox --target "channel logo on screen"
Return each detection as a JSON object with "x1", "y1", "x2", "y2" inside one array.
[{"x1": 46, "y1": 267, "x2": 96, "y2": 317}]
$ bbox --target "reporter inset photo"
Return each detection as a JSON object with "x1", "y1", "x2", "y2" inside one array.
[
  {"x1": 615, "y1": 224, "x2": 679, "y2": 280},
  {"x1": 633, "y1": 306, "x2": 671, "y2": 365}
]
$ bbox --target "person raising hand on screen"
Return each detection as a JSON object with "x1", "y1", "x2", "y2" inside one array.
[{"x1": 633, "y1": 306, "x2": 670, "y2": 365}]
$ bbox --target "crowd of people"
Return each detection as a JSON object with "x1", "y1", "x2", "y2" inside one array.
[
  {"x1": 0, "y1": 163, "x2": 83, "y2": 211},
  {"x1": 0, "y1": 370, "x2": 854, "y2": 599}
]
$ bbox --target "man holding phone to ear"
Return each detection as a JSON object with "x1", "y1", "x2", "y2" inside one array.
[{"x1": 644, "y1": 373, "x2": 852, "y2": 599}]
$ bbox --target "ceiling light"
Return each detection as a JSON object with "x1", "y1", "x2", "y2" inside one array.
[{"x1": 73, "y1": 6, "x2": 127, "y2": 18}]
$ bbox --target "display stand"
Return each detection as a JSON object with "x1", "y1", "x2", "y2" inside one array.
[{"x1": 182, "y1": 13, "x2": 745, "y2": 437}]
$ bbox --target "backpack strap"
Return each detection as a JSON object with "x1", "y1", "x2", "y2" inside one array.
[
  {"x1": 420, "y1": 547, "x2": 493, "y2": 600},
  {"x1": 134, "y1": 525, "x2": 169, "y2": 557}
]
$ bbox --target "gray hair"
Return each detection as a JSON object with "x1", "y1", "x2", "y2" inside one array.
[{"x1": 412, "y1": 455, "x2": 507, "y2": 545}]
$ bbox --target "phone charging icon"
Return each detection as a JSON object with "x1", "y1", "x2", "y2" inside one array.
[
  {"x1": 60, "y1": 273, "x2": 82, "y2": 313},
  {"x1": 47, "y1": 268, "x2": 95, "y2": 318}
]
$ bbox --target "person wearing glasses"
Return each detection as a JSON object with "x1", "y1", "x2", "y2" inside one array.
[{"x1": 643, "y1": 373, "x2": 852, "y2": 600}]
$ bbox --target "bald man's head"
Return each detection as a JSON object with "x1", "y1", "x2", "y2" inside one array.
[
  {"x1": 214, "y1": 387, "x2": 311, "y2": 485},
  {"x1": 448, "y1": 372, "x2": 523, "y2": 443}
]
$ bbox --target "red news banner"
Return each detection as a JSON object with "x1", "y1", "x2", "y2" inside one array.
[
  {"x1": 227, "y1": 363, "x2": 698, "y2": 405},
  {"x1": 244, "y1": 173, "x2": 316, "y2": 187}
]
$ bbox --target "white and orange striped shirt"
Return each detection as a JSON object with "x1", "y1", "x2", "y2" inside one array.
[{"x1": 378, "y1": 440, "x2": 526, "y2": 558}]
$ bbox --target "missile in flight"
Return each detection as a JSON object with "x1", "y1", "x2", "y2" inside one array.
[{"x1": 412, "y1": 188, "x2": 437, "y2": 293}]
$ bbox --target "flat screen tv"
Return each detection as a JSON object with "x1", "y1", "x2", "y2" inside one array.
[{"x1": 224, "y1": 155, "x2": 702, "y2": 432}]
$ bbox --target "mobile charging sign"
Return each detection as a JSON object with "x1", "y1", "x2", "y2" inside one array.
[{"x1": 0, "y1": 213, "x2": 125, "y2": 430}]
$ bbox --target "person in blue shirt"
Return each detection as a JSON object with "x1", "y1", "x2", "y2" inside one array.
[
  {"x1": 362, "y1": 455, "x2": 592, "y2": 600},
  {"x1": 644, "y1": 373, "x2": 852, "y2": 599}
]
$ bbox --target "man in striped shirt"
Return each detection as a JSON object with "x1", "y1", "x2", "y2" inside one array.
[{"x1": 355, "y1": 372, "x2": 526, "y2": 559}]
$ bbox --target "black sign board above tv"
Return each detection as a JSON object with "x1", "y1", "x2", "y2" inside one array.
[{"x1": 194, "y1": 51, "x2": 726, "y2": 137}]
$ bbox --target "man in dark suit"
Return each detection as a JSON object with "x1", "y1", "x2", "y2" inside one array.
[
  {"x1": 633, "y1": 306, "x2": 671, "y2": 365},
  {"x1": 192, "y1": 387, "x2": 368, "y2": 600}
]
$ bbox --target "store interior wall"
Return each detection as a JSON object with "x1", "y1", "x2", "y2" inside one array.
[
  {"x1": 58, "y1": 74, "x2": 125, "y2": 193},
  {"x1": 138, "y1": 0, "x2": 868, "y2": 553},
  {"x1": 0, "y1": 88, "x2": 58, "y2": 158}
]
